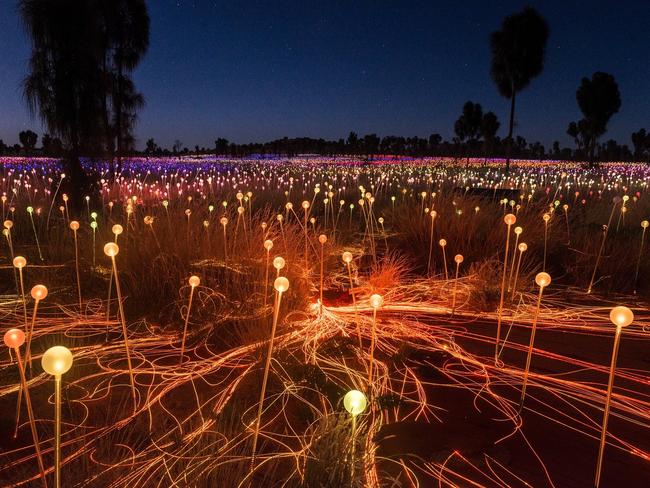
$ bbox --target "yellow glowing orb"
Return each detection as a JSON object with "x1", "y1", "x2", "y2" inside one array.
[
  {"x1": 42, "y1": 346, "x2": 73, "y2": 376},
  {"x1": 343, "y1": 390, "x2": 367, "y2": 416},
  {"x1": 610, "y1": 306, "x2": 633, "y2": 328},
  {"x1": 274, "y1": 277, "x2": 289, "y2": 293},
  {"x1": 104, "y1": 242, "x2": 119, "y2": 257}
]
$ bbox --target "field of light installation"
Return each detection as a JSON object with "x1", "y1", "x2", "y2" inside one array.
[{"x1": 0, "y1": 156, "x2": 649, "y2": 488}]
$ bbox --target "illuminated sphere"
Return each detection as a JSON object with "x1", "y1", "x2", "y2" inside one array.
[
  {"x1": 285, "y1": 202, "x2": 293, "y2": 210},
  {"x1": 309, "y1": 217, "x2": 316, "y2": 225},
  {"x1": 112, "y1": 224, "x2": 123, "y2": 235},
  {"x1": 563, "y1": 204, "x2": 569, "y2": 211},
  {"x1": 4, "y1": 328, "x2": 25, "y2": 349},
  {"x1": 504, "y1": 214, "x2": 516, "y2": 225},
  {"x1": 189, "y1": 275, "x2": 200, "y2": 287},
  {"x1": 41, "y1": 346, "x2": 73, "y2": 376},
  {"x1": 543, "y1": 213, "x2": 551, "y2": 222},
  {"x1": 642, "y1": 220, "x2": 649, "y2": 229},
  {"x1": 13, "y1": 256, "x2": 26, "y2": 269},
  {"x1": 378, "y1": 217, "x2": 384, "y2": 224},
  {"x1": 609, "y1": 306, "x2": 633, "y2": 328},
  {"x1": 144, "y1": 215, "x2": 153, "y2": 225},
  {"x1": 4, "y1": 220, "x2": 13, "y2": 229},
  {"x1": 220, "y1": 217, "x2": 228, "y2": 226},
  {"x1": 31, "y1": 285, "x2": 48, "y2": 301},
  {"x1": 70, "y1": 220, "x2": 80, "y2": 231},
  {"x1": 535, "y1": 272, "x2": 551, "y2": 288},
  {"x1": 274, "y1": 276, "x2": 289, "y2": 293},
  {"x1": 518, "y1": 242, "x2": 528, "y2": 252},
  {"x1": 273, "y1": 256, "x2": 285, "y2": 270},
  {"x1": 369, "y1": 294, "x2": 383, "y2": 309},
  {"x1": 237, "y1": 206, "x2": 244, "y2": 214},
  {"x1": 438, "y1": 239, "x2": 446, "y2": 247},
  {"x1": 343, "y1": 390, "x2": 367, "y2": 416},
  {"x1": 277, "y1": 214, "x2": 283, "y2": 222},
  {"x1": 430, "y1": 210, "x2": 437, "y2": 218},
  {"x1": 261, "y1": 222, "x2": 267, "y2": 230},
  {"x1": 342, "y1": 251, "x2": 353, "y2": 264},
  {"x1": 90, "y1": 221, "x2": 98, "y2": 230},
  {"x1": 301, "y1": 201, "x2": 310, "y2": 210},
  {"x1": 264, "y1": 239, "x2": 274, "y2": 251},
  {"x1": 514, "y1": 226, "x2": 523, "y2": 235},
  {"x1": 454, "y1": 254, "x2": 464, "y2": 264},
  {"x1": 318, "y1": 234, "x2": 327, "y2": 244},
  {"x1": 103, "y1": 242, "x2": 119, "y2": 257}
]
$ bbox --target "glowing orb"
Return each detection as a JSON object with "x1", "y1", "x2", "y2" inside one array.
[
  {"x1": 3, "y1": 328, "x2": 25, "y2": 349},
  {"x1": 343, "y1": 390, "x2": 367, "y2": 416},
  {"x1": 42, "y1": 346, "x2": 73, "y2": 376},
  {"x1": 104, "y1": 243, "x2": 119, "y2": 257},
  {"x1": 274, "y1": 277, "x2": 289, "y2": 293},
  {"x1": 31, "y1": 285, "x2": 48, "y2": 301},
  {"x1": 369, "y1": 294, "x2": 383, "y2": 309},
  {"x1": 273, "y1": 257, "x2": 285, "y2": 270},
  {"x1": 610, "y1": 306, "x2": 633, "y2": 328},
  {"x1": 535, "y1": 272, "x2": 551, "y2": 288}
]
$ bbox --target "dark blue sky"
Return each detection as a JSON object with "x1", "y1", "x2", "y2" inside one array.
[{"x1": 1, "y1": 0, "x2": 648, "y2": 150}]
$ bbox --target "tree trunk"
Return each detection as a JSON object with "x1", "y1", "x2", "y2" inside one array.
[
  {"x1": 67, "y1": 126, "x2": 87, "y2": 215},
  {"x1": 589, "y1": 135, "x2": 596, "y2": 168},
  {"x1": 505, "y1": 87, "x2": 516, "y2": 173},
  {"x1": 116, "y1": 59, "x2": 123, "y2": 176}
]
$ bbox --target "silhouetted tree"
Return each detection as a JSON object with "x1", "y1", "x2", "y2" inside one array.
[
  {"x1": 21, "y1": 0, "x2": 105, "y2": 204},
  {"x1": 454, "y1": 102, "x2": 483, "y2": 155},
  {"x1": 144, "y1": 138, "x2": 158, "y2": 155},
  {"x1": 490, "y1": 7, "x2": 549, "y2": 171},
  {"x1": 346, "y1": 131, "x2": 358, "y2": 153},
  {"x1": 480, "y1": 111, "x2": 500, "y2": 158},
  {"x1": 215, "y1": 138, "x2": 229, "y2": 155},
  {"x1": 362, "y1": 133, "x2": 380, "y2": 156},
  {"x1": 631, "y1": 129, "x2": 650, "y2": 163},
  {"x1": 19, "y1": 130, "x2": 38, "y2": 154},
  {"x1": 41, "y1": 133, "x2": 63, "y2": 156},
  {"x1": 428, "y1": 133, "x2": 442, "y2": 154},
  {"x1": 20, "y1": 0, "x2": 149, "y2": 206},
  {"x1": 568, "y1": 72, "x2": 621, "y2": 166},
  {"x1": 102, "y1": 0, "x2": 149, "y2": 174}
]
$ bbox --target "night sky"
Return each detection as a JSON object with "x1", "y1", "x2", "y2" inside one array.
[{"x1": 0, "y1": 0, "x2": 648, "y2": 150}]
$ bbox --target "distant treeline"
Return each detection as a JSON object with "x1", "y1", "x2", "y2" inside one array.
[{"x1": 2, "y1": 128, "x2": 649, "y2": 163}]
